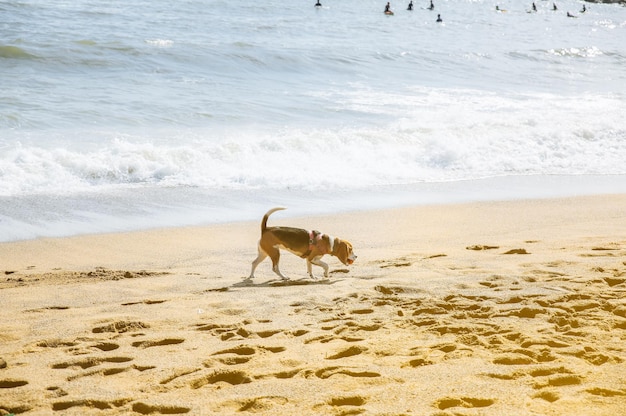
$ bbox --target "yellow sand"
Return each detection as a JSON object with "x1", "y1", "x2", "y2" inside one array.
[{"x1": 1, "y1": 195, "x2": 625, "y2": 415}]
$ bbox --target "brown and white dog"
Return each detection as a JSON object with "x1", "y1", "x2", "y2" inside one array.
[{"x1": 248, "y1": 207, "x2": 356, "y2": 280}]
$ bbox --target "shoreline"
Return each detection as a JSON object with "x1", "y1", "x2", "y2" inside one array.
[
  {"x1": 3, "y1": 174, "x2": 626, "y2": 244},
  {"x1": 1, "y1": 194, "x2": 625, "y2": 415},
  {"x1": 1, "y1": 192, "x2": 626, "y2": 272}
]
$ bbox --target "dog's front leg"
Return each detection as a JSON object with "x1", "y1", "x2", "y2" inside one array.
[
  {"x1": 309, "y1": 256, "x2": 329, "y2": 278},
  {"x1": 306, "y1": 259, "x2": 316, "y2": 279}
]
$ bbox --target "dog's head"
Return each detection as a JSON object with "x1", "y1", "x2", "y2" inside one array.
[{"x1": 334, "y1": 239, "x2": 357, "y2": 266}]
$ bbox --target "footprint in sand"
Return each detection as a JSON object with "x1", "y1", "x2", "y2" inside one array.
[
  {"x1": 311, "y1": 394, "x2": 368, "y2": 414},
  {"x1": 52, "y1": 356, "x2": 133, "y2": 370},
  {"x1": 213, "y1": 355, "x2": 252, "y2": 365},
  {"x1": 405, "y1": 357, "x2": 434, "y2": 367},
  {"x1": 208, "y1": 344, "x2": 286, "y2": 366},
  {"x1": 26, "y1": 306, "x2": 70, "y2": 312},
  {"x1": 209, "y1": 345, "x2": 256, "y2": 365},
  {"x1": 67, "y1": 366, "x2": 132, "y2": 381},
  {"x1": 92, "y1": 320, "x2": 150, "y2": 334},
  {"x1": 131, "y1": 338, "x2": 184, "y2": 348},
  {"x1": 194, "y1": 321, "x2": 291, "y2": 341},
  {"x1": 304, "y1": 334, "x2": 365, "y2": 344},
  {"x1": 503, "y1": 248, "x2": 530, "y2": 255},
  {"x1": 534, "y1": 374, "x2": 583, "y2": 389},
  {"x1": 529, "y1": 366, "x2": 573, "y2": 378},
  {"x1": 0, "y1": 379, "x2": 29, "y2": 388},
  {"x1": 235, "y1": 396, "x2": 289, "y2": 412},
  {"x1": 52, "y1": 399, "x2": 132, "y2": 412},
  {"x1": 375, "y1": 255, "x2": 415, "y2": 269},
  {"x1": 219, "y1": 396, "x2": 290, "y2": 413},
  {"x1": 466, "y1": 245, "x2": 500, "y2": 251},
  {"x1": 131, "y1": 402, "x2": 191, "y2": 414},
  {"x1": 36, "y1": 339, "x2": 78, "y2": 348},
  {"x1": 92, "y1": 342, "x2": 119, "y2": 352},
  {"x1": 435, "y1": 397, "x2": 495, "y2": 411},
  {"x1": 351, "y1": 308, "x2": 374, "y2": 315},
  {"x1": 325, "y1": 345, "x2": 367, "y2": 360},
  {"x1": 505, "y1": 307, "x2": 547, "y2": 319},
  {"x1": 328, "y1": 395, "x2": 367, "y2": 406},
  {"x1": 586, "y1": 387, "x2": 626, "y2": 397},
  {"x1": 605, "y1": 276, "x2": 626, "y2": 287},
  {"x1": 46, "y1": 386, "x2": 68, "y2": 398},
  {"x1": 121, "y1": 299, "x2": 167, "y2": 306},
  {"x1": 159, "y1": 368, "x2": 201, "y2": 385},
  {"x1": 313, "y1": 366, "x2": 380, "y2": 379},
  {"x1": 212, "y1": 345, "x2": 256, "y2": 356},
  {"x1": 190, "y1": 370, "x2": 252, "y2": 388},
  {"x1": 374, "y1": 285, "x2": 421, "y2": 295},
  {"x1": 533, "y1": 390, "x2": 560, "y2": 402},
  {"x1": 194, "y1": 322, "x2": 245, "y2": 340}
]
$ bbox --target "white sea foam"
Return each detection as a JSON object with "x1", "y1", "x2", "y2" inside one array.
[{"x1": 2, "y1": 88, "x2": 623, "y2": 199}]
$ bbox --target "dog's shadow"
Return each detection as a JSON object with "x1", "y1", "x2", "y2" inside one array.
[
  {"x1": 233, "y1": 277, "x2": 339, "y2": 289},
  {"x1": 201, "y1": 270, "x2": 348, "y2": 293}
]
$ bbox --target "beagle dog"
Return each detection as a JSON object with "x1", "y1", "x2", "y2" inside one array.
[{"x1": 248, "y1": 207, "x2": 356, "y2": 280}]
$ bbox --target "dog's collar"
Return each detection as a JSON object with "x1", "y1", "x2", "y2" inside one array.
[
  {"x1": 309, "y1": 230, "x2": 324, "y2": 252},
  {"x1": 302, "y1": 230, "x2": 332, "y2": 257}
]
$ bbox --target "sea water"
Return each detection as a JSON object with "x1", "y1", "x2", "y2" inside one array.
[{"x1": 1, "y1": 0, "x2": 625, "y2": 242}]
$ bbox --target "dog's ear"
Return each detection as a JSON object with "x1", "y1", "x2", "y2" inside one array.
[{"x1": 336, "y1": 240, "x2": 350, "y2": 265}]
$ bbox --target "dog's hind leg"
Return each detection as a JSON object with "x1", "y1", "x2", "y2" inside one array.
[
  {"x1": 267, "y1": 247, "x2": 288, "y2": 280},
  {"x1": 249, "y1": 244, "x2": 268, "y2": 279}
]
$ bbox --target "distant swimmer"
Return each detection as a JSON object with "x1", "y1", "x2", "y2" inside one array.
[
  {"x1": 385, "y1": 1, "x2": 391, "y2": 12},
  {"x1": 553, "y1": 3, "x2": 558, "y2": 10},
  {"x1": 532, "y1": 2, "x2": 537, "y2": 11},
  {"x1": 408, "y1": 1, "x2": 413, "y2": 10},
  {"x1": 428, "y1": 0, "x2": 435, "y2": 10},
  {"x1": 436, "y1": 13, "x2": 442, "y2": 22},
  {"x1": 581, "y1": 4, "x2": 586, "y2": 12},
  {"x1": 315, "y1": 0, "x2": 321, "y2": 6},
  {"x1": 567, "y1": 11, "x2": 577, "y2": 17}
]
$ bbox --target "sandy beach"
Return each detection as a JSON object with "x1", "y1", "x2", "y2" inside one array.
[{"x1": 1, "y1": 195, "x2": 625, "y2": 415}]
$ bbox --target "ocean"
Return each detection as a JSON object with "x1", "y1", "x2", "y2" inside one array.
[{"x1": 1, "y1": 0, "x2": 625, "y2": 242}]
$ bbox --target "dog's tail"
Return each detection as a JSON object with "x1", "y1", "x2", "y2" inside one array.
[{"x1": 261, "y1": 207, "x2": 286, "y2": 233}]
